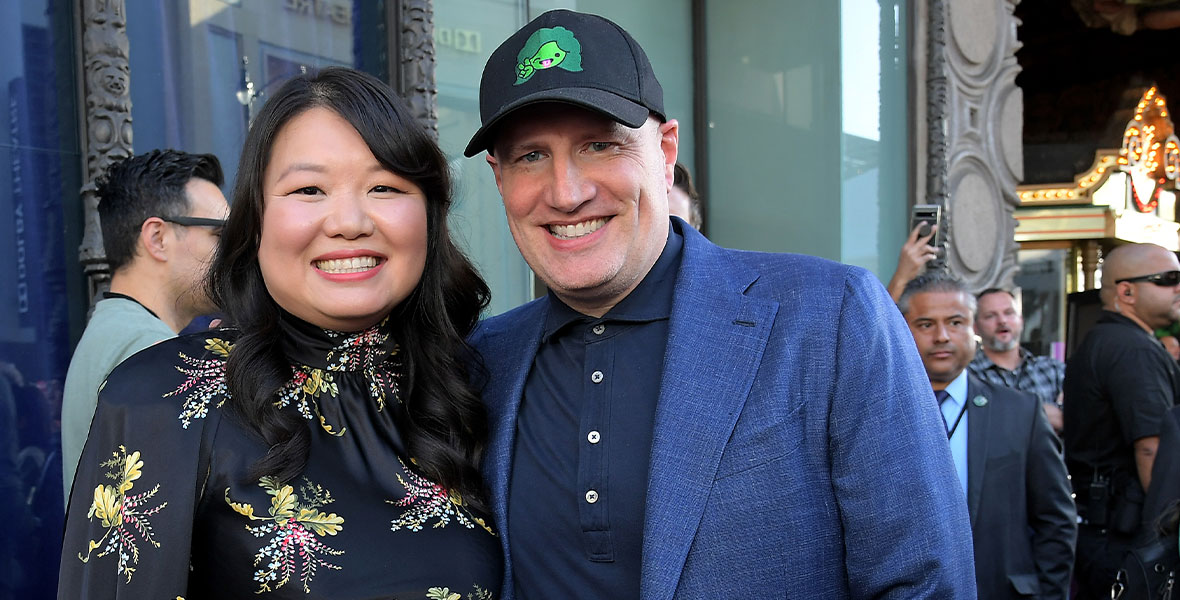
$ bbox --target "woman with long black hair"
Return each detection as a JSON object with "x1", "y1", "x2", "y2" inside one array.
[{"x1": 59, "y1": 67, "x2": 500, "y2": 599}]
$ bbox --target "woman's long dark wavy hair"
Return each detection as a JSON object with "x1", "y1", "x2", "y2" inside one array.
[{"x1": 208, "y1": 67, "x2": 492, "y2": 513}]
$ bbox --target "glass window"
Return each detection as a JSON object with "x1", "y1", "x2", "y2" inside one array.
[
  {"x1": 1016, "y1": 248, "x2": 1068, "y2": 358},
  {"x1": 706, "y1": 0, "x2": 908, "y2": 280},
  {"x1": 841, "y1": 0, "x2": 908, "y2": 277},
  {"x1": 127, "y1": 0, "x2": 388, "y2": 198},
  {"x1": 436, "y1": 0, "x2": 536, "y2": 317},
  {"x1": 0, "y1": 2, "x2": 82, "y2": 597}
]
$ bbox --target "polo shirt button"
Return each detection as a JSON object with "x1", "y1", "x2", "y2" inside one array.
[
  {"x1": 592, "y1": 324, "x2": 606, "y2": 335},
  {"x1": 585, "y1": 490, "x2": 599, "y2": 504},
  {"x1": 591, "y1": 370, "x2": 604, "y2": 383},
  {"x1": 587, "y1": 430, "x2": 601, "y2": 444}
]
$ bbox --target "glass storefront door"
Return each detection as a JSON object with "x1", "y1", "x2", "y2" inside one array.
[{"x1": 0, "y1": 2, "x2": 82, "y2": 598}]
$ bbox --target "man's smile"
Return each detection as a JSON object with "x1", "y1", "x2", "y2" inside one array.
[{"x1": 548, "y1": 217, "x2": 608, "y2": 240}]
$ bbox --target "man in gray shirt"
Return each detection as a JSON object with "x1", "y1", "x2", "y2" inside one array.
[{"x1": 61, "y1": 150, "x2": 227, "y2": 500}]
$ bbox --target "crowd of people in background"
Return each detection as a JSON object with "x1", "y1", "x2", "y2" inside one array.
[
  {"x1": 32, "y1": 6, "x2": 1180, "y2": 600},
  {"x1": 891, "y1": 225, "x2": 1180, "y2": 599}
]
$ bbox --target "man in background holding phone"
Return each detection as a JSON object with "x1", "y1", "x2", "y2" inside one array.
[{"x1": 888, "y1": 222, "x2": 942, "y2": 301}]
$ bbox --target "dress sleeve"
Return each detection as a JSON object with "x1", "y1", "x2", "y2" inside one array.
[{"x1": 58, "y1": 338, "x2": 223, "y2": 600}]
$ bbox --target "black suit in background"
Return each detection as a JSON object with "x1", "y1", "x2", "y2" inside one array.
[{"x1": 965, "y1": 375, "x2": 1077, "y2": 599}]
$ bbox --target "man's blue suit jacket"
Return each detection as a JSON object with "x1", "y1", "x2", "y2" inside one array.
[{"x1": 471, "y1": 220, "x2": 977, "y2": 599}]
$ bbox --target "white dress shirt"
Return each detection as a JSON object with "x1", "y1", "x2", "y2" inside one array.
[{"x1": 939, "y1": 369, "x2": 969, "y2": 496}]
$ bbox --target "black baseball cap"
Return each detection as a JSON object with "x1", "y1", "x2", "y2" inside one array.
[{"x1": 463, "y1": 9, "x2": 665, "y2": 157}]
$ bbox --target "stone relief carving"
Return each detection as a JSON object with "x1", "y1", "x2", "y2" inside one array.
[
  {"x1": 397, "y1": 0, "x2": 438, "y2": 138},
  {"x1": 939, "y1": 0, "x2": 1022, "y2": 291},
  {"x1": 926, "y1": 0, "x2": 950, "y2": 213},
  {"x1": 79, "y1": 0, "x2": 133, "y2": 301}
]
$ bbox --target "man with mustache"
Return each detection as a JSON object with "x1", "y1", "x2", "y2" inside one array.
[
  {"x1": 1064, "y1": 242, "x2": 1180, "y2": 598},
  {"x1": 970, "y1": 288, "x2": 1066, "y2": 433},
  {"x1": 900, "y1": 271, "x2": 1076, "y2": 600}
]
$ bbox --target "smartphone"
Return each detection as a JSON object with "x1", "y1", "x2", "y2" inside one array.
[{"x1": 910, "y1": 204, "x2": 943, "y2": 248}]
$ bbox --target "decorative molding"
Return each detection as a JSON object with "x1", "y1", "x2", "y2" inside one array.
[
  {"x1": 935, "y1": 0, "x2": 1022, "y2": 291},
  {"x1": 394, "y1": 0, "x2": 438, "y2": 138},
  {"x1": 78, "y1": 0, "x2": 133, "y2": 301},
  {"x1": 926, "y1": 0, "x2": 950, "y2": 271}
]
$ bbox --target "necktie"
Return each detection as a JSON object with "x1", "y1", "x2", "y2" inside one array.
[{"x1": 934, "y1": 390, "x2": 951, "y2": 431}]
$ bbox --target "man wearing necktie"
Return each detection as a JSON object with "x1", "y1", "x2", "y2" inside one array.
[{"x1": 900, "y1": 271, "x2": 1077, "y2": 599}]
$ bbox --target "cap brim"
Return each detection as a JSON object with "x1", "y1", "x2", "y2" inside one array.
[{"x1": 463, "y1": 87, "x2": 651, "y2": 157}]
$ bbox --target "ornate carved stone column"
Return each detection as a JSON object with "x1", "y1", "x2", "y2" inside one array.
[
  {"x1": 926, "y1": 0, "x2": 950, "y2": 208},
  {"x1": 392, "y1": 0, "x2": 438, "y2": 138},
  {"x1": 78, "y1": 0, "x2": 133, "y2": 303},
  {"x1": 937, "y1": 0, "x2": 1024, "y2": 291},
  {"x1": 924, "y1": 0, "x2": 951, "y2": 271}
]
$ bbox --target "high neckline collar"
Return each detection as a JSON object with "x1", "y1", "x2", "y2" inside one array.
[{"x1": 278, "y1": 311, "x2": 399, "y2": 371}]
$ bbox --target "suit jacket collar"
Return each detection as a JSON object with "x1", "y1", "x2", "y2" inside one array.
[
  {"x1": 965, "y1": 374, "x2": 993, "y2": 528},
  {"x1": 640, "y1": 221, "x2": 779, "y2": 600}
]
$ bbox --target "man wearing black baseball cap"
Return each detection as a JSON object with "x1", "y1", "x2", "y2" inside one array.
[{"x1": 469, "y1": 9, "x2": 975, "y2": 599}]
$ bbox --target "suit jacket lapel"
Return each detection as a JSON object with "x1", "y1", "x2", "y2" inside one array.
[
  {"x1": 640, "y1": 225, "x2": 779, "y2": 600},
  {"x1": 966, "y1": 375, "x2": 991, "y2": 529},
  {"x1": 477, "y1": 300, "x2": 548, "y2": 570}
]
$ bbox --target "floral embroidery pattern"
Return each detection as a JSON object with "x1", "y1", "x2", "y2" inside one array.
[
  {"x1": 167, "y1": 338, "x2": 231, "y2": 427},
  {"x1": 275, "y1": 322, "x2": 401, "y2": 435},
  {"x1": 78, "y1": 446, "x2": 167, "y2": 583},
  {"x1": 388, "y1": 457, "x2": 494, "y2": 535},
  {"x1": 323, "y1": 323, "x2": 401, "y2": 411},
  {"x1": 225, "y1": 476, "x2": 345, "y2": 594},
  {"x1": 426, "y1": 585, "x2": 494, "y2": 600},
  {"x1": 275, "y1": 367, "x2": 344, "y2": 436}
]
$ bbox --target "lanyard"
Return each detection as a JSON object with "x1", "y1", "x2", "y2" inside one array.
[{"x1": 945, "y1": 399, "x2": 968, "y2": 440}]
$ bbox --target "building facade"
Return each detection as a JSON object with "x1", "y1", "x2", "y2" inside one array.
[{"x1": 0, "y1": 0, "x2": 1020, "y2": 595}]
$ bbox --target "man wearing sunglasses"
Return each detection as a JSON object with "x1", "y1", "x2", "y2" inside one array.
[
  {"x1": 61, "y1": 149, "x2": 228, "y2": 500},
  {"x1": 1063, "y1": 243, "x2": 1180, "y2": 598}
]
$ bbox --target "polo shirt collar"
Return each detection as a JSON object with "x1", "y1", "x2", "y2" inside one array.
[
  {"x1": 542, "y1": 224, "x2": 682, "y2": 341},
  {"x1": 1099, "y1": 310, "x2": 1162, "y2": 344},
  {"x1": 972, "y1": 346, "x2": 1035, "y2": 370}
]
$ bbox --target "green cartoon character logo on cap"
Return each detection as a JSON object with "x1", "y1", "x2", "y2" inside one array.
[{"x1": 514, "y1": 26, "x2": 583, "y2": 85}]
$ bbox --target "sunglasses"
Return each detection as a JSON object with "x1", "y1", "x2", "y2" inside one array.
[
  {"x1": 160, "y1": 215, "x2": 227, "y2": 229},
  {"x1": 1115, "y1": 270, "x2": 1180, "y2": 287}
]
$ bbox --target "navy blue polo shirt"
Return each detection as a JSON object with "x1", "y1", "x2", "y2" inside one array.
[{"x1": 509, "y1": 226, "x2": 682, "y2": 599}]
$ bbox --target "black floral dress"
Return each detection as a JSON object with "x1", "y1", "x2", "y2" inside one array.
[{"x1": 58, "y1": 316, "x2": 501, "y2": 599}]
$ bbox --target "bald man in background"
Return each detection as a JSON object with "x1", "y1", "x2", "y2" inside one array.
[{"x1": 1064, "y1": 243, "x2": 1180, "y2": 598}]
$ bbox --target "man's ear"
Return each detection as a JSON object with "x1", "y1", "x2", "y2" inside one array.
[
  {"x1": 1116, "y1": 281, "x2": 1137, "y2": 305},
  {"x1": 658, "y1": 119, "x2": 679, "y2": 193},
  {"x1": 486, "y1": 152, "x2": 505, "y2": 195},
  {"x1": 139, "y1": 217, "x2": 170, "y2": 262}
]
